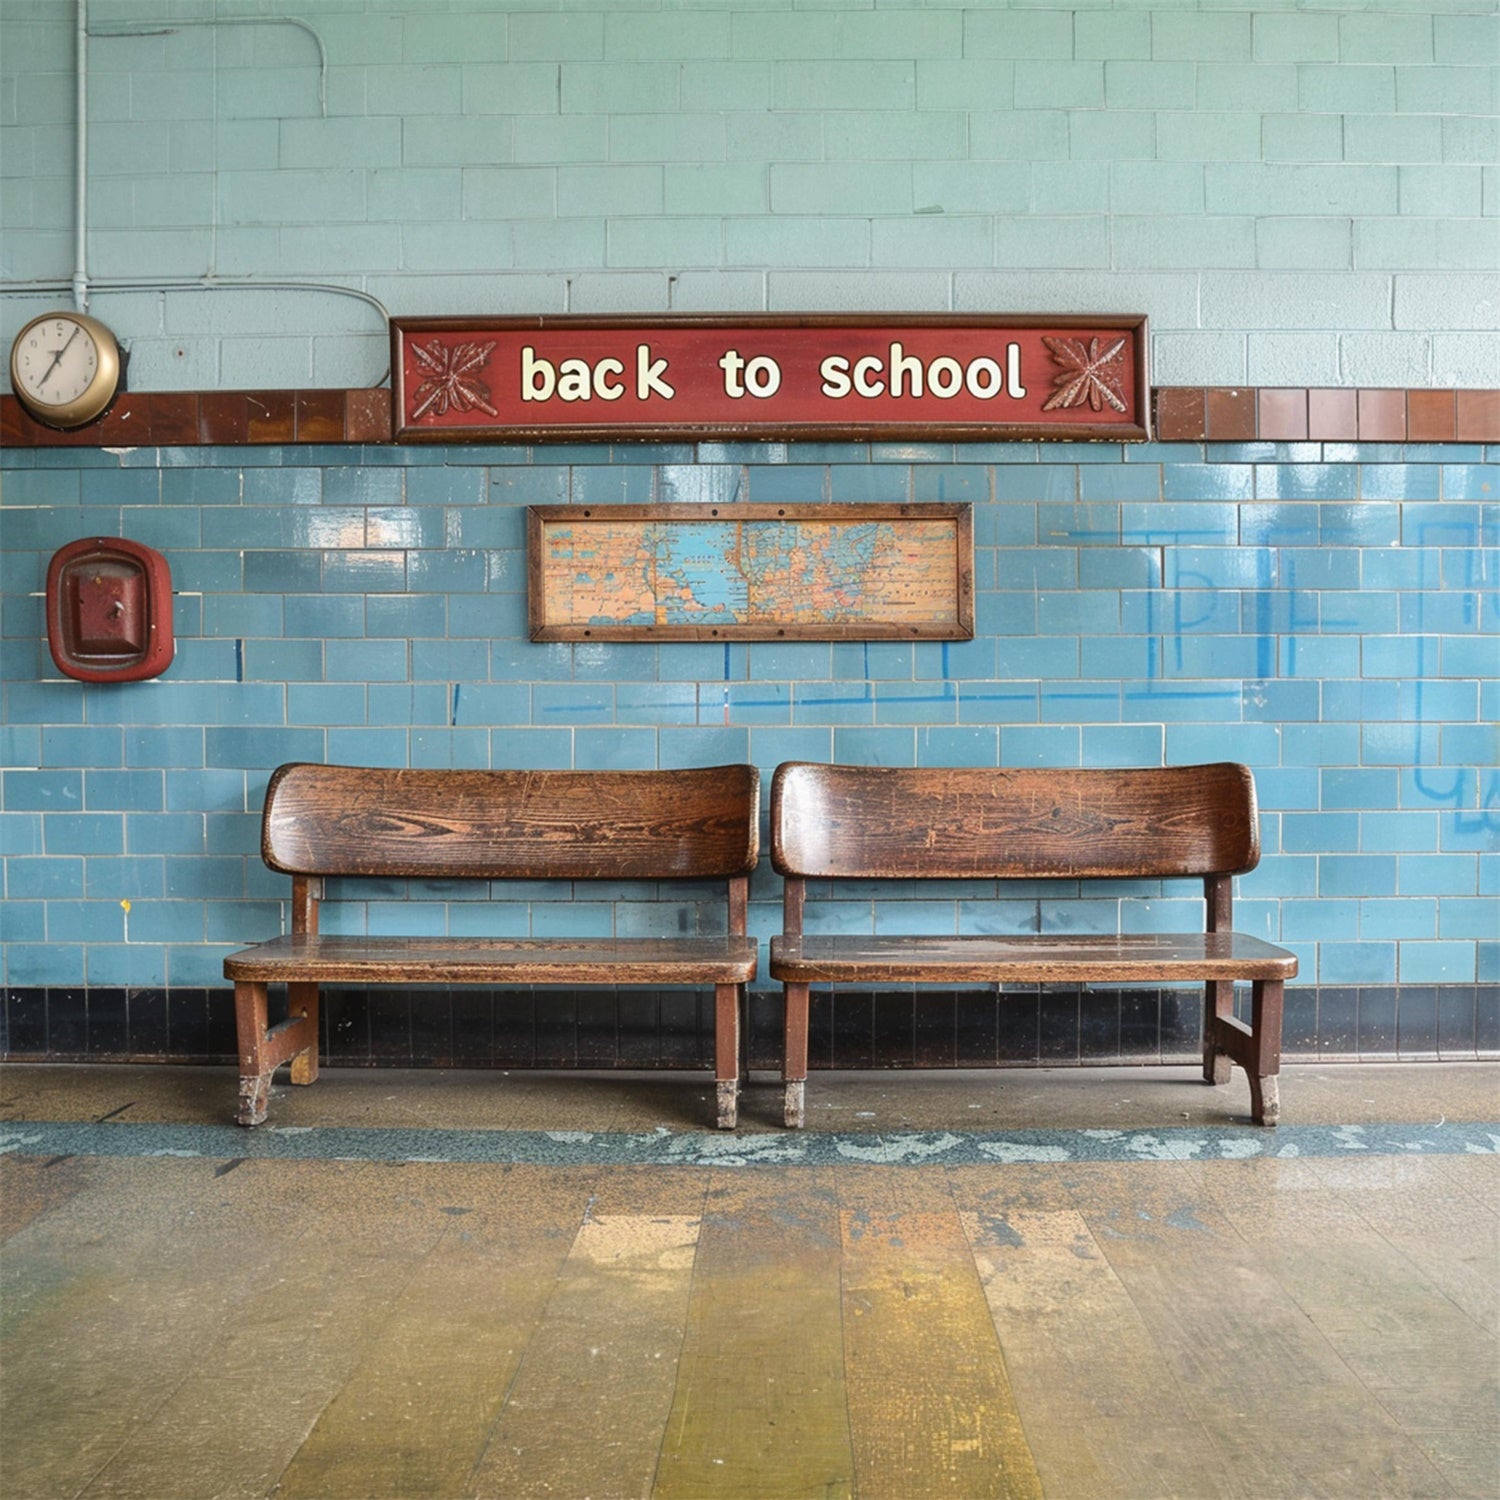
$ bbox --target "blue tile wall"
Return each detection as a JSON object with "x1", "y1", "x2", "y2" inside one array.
[{"x1": 1, "y1": 439, "x2": 1496, "y2": 1060}]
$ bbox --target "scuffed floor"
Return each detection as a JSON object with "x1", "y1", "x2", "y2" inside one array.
[{"x1": 2, "y1": 1061, "x2": 1496, "y2": 1499}]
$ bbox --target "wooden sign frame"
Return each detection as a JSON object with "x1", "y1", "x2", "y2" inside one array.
[
  {"x1": 528, "y1": 502, "x2": 974, "y2": 642},
  {"x1": 393, "y1": 314, "x2": 1150, "y2": 444}
]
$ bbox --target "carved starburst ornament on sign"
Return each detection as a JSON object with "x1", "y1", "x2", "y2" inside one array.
[
  {"x1": 1041, "y1": 335, "x2": 1128, "y2": 414},
  {"x1": 409, "y1": 337, "x2": 499, "y2": 421}
]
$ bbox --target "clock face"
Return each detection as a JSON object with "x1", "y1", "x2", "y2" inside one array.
[{"x1": 9, "y1": 312, "x2": 121, "y2": 428}]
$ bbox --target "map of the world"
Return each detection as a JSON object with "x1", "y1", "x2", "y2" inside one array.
[{"x1": 529, "y1": 505, "x2": 972, "y2": 641}]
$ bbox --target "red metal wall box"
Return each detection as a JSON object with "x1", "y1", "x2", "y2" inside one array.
[{"x1": 45, "y1": 537, "x2": 175, "y2": 683}]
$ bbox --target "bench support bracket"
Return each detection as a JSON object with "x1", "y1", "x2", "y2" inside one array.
[
  {"x1": 1206, "y1": 978, "x2": 1284, "y2": 1127},
  {"x1": 234, "y1": 980, "x2": 319, "y2": 1127}
]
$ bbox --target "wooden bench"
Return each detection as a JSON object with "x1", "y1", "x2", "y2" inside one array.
[
  {"x1": 224, "y1": 763, "x2": 759, "y2": 1129},
  {"x1": 770, "y1": 761, "x2": 1297, "y2": 1129}
]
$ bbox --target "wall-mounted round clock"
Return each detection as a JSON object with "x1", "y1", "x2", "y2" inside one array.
[{"x1": 9, "y1": 311, "x2": 123, "y2": 429}]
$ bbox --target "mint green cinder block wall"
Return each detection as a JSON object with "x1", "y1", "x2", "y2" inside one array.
[
  {"x1": 0, "y1": 3, "x2": 1496, "y2": 1055},
  {"x1": 1, "y1": 1, "x2": 1495, "y2": 389}
]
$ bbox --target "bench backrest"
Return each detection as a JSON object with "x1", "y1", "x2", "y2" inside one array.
[
  {"x1": 771, "y1": 762, "x2": 1260, "y2": 882},
  {"x1": 262, "y1": 763, "x2": 760, "y2": 881}
]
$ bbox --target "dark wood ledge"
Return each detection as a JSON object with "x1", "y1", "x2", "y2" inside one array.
[{"x1": 2, "y1": 385, "x2": 1496, "y2": 449}]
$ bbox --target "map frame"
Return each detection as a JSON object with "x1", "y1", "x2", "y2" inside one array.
[{"x1": 527, "y1": 503, "x2": 975, "y2": 642}]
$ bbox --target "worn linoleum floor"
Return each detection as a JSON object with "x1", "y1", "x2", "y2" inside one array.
[{"x1": 2, "y1": 1061, "x2": 1496, "y2": 1500}]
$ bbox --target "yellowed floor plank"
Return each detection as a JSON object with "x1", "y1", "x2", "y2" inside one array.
[
  {"x1": 263, "y1": 1164, "x2": 598, "y2": 1500},
  {"x1": 838, "y1": 1175, "x2": 1042, "y2": 1500},
  {"x1": 962, "y1": 1202, "x2": 1245, "y2": 1500},
  {"x1": 469, "y1": 1211, "x2": 701, "y2": 1500},
  {"x1": 652, "y1": 1168, "x2": 854, "y2": 1500},
  {"x1": 3, "y1": 1158, "x2": 384, "y2": 1500},
  {"x1": 1069, "y1": 1162, "x2": 1455, "y2": 1499}
]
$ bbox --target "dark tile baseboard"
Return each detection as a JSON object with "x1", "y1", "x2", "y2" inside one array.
[{"x1": 3, "y1": 985, "x2": 1495, "y2": 1069}]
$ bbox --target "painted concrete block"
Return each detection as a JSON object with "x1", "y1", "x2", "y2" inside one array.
[
  {"x1": 1200, "y1": 271, "x2": 1392, "y2": 329},
  {"x1": 1104, "y1": 61, "x2": 1195, "y2": 111},
  {"x1": 838, "y1": 11, "x2": 963, "y2": 61},
  {"x1": 726, "y1": 112, "x2": 824, "y2": 163},
  {"x1": 1435, "y1": 14, "x2": 1500, "y2": 64},
  {"x1": 681, "y1": 62, "x2": 773, "y2": 112},
  {"x1": 562, "y1": 62, "x2": 681, "y2": 114},
  {"x1": 872, "y1": 217, "x2": 993, "y2": 269},
  {"x1": 1263, "y1": 113, "x2": 1344, "y2": 163},
  {"x1": 558, "y1": 164, "x2": 663, "y2": 216},
  {"x1": 970, "y1": 109, "x2": 1069, "y2": 161},
  {"x1": 1032, "y1": 162, "x2": 1109, "y2": 214},
  {"x1": 514, "y1": 116, "x2": 607, "y2": 165},
  {"x1": 1345, "y1": 114, "x2": 1444, "y2": 164},
  {"x1": 610, "y1": 115, "x2": 728, "y2": 163},
  {"x1": 1394, "y1": 274, "x2": 1500, "y2": 331},
  {"x1": 1298, "y1": 64, "x2": 1396, "y2": 114},
  {"x1": 1152, "y1": 12, "x2": 1253, "y2": 62},
  {"x1": 608, "y1": 218, "x2": 722, "y2": 269},
  {"x1": 994, "y1": 215, "x2": 1108, "y2": 269},
  {"x1": 461, "y1": 63, "x2": 565, "y2": 116},
  {"x1": 1068, "y1": 110, "x2": 1156, "y2": 161},
  {"x1": 1075, "y1": 11, "x2": 1152, "y2": 62},
  {"x1": 826, "y1": 112, "x2": 966, "y2": 161},
  {"x1": 1339, "y1": 14, "x2": 1434, "y2": 65},
  {"x1": 510, "y1": 13, "x2": 604, "y2": 63},
  {"x1": 403, "y1": 116, "x2": 514, "y2": 166},
  {"x1": 1015, "y1": 62, "x2": 1104, "y2": 111},
  {"x1": 1253, "y1": 13, "x2": 1340, "y2": 63},
  {"x1": 916, "y1": 60, "x2": 1014, "y2": 111},
  {"x1": 1256, "y1": 218, "x2": 1353, "y2": 270},
  {"x1": 1114, "y1": 215, "x2": 1256, "y2": 270},
  {"x1": 771, "y1": 163, "x2": 913, "y2": 216},
  {"x1": 773, "y1": 61, "x2": 916, "y2": 111},
  {"x1": 666, "y1": 165, "x2": 767, "y2": 216},
  {"x1": 604, "y1": 12, "x2": 730, "y2": 61},
  {"x1": 963, "y1": 11, "x2": 1073, "y2": 61}
]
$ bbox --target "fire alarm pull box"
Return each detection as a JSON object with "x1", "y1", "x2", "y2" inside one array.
[{"x1": 46, "y1": 537, "x2": 175, "y2": 683}]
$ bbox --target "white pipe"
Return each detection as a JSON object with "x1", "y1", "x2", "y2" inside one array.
[{"x1": 72, "y1": 0, "x2": 88, "y2": 312}]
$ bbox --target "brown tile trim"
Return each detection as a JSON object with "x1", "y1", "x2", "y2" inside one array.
[
  {"x1": 2, "y1": 387, "x2": 1497, "y2": 449},
  {"x1": 1308, "y1": 389, "x2": 1358, "y2": 441},
  {"x1": 0, "y1": 388, "x2": 394, "y2": 448},
  {"x1": 1152, "y1": 388, "x2": 1498, "y2": 444}
]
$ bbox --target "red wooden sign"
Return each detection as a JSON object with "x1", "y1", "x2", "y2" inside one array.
[{"x1": 391, "y1": 314, "x2": 1149, "y2": 443}]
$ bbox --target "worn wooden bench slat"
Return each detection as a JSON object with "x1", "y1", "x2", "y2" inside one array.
[
  {"x1": 770, "y1": 760, "x2": 1297, "y2": 1130},
  {"x1": 226, "y1": 934, "x2": 758, "y2": 986},
  {"x1": 770, "y1": 932, "x2": 1297, "y2": 985},
  {"x1": 226, "y1": 763, "x2": 759, "y2": 1130}
]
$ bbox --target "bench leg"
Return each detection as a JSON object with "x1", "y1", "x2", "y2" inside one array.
[
  {"x1": 233, "y1": 979, "x2": 318, "y2": 1127},
  {"x1": 1204, "y1": 978, "x2": 1284, "y2": 1127},
  {"x1": 783, "y1": 982, "x2": 809, "y2": 1129},
  {"x1": 287, "y1": 982, "x2": 320, "y2": 1085},
  {"x1": 234, "y1": 980, "x2": 274, "y2": 1127},
  {"x1": 1203, "y1": 979, "x2": 1233, "y2": 1086},
  {"x1": 1248, "y1": 978, "x2": 1283, "y2": 1127},
  {"x1": 714, "y1": 982, "x2": 740, "y2": 1130}
]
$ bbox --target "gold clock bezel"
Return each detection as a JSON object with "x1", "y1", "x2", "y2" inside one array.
[{"x1": 9, "y1": 311, "x2": 123, "y2": 430}]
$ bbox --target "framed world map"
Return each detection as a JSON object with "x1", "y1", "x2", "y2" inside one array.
[{"x1": 527, "y1": 503, "x2": 974, "y2": 642}]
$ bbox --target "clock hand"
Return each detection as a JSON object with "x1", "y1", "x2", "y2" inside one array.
[{"x1": 36, "y1": 327, "x2": 80, "y2": 390}]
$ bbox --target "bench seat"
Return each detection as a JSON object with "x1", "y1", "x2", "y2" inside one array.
[
  {"x1": 227, "y1": 933, "x2": 759, "y2": 987},
  {"x1": 770, "y1": 931, "x2": 1298, "y2": 986}
]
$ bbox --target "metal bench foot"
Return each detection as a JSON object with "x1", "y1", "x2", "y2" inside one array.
[
  {"x1": 1249, "y1": 1072, "x2": 1280, "y2": 1127},
  {"x1": 716, "y1": 1079, "x2": 739, "y2": 1130},
  {"x1": 236, "y1": 1071, "x2": 271, "y2": 1127}
]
